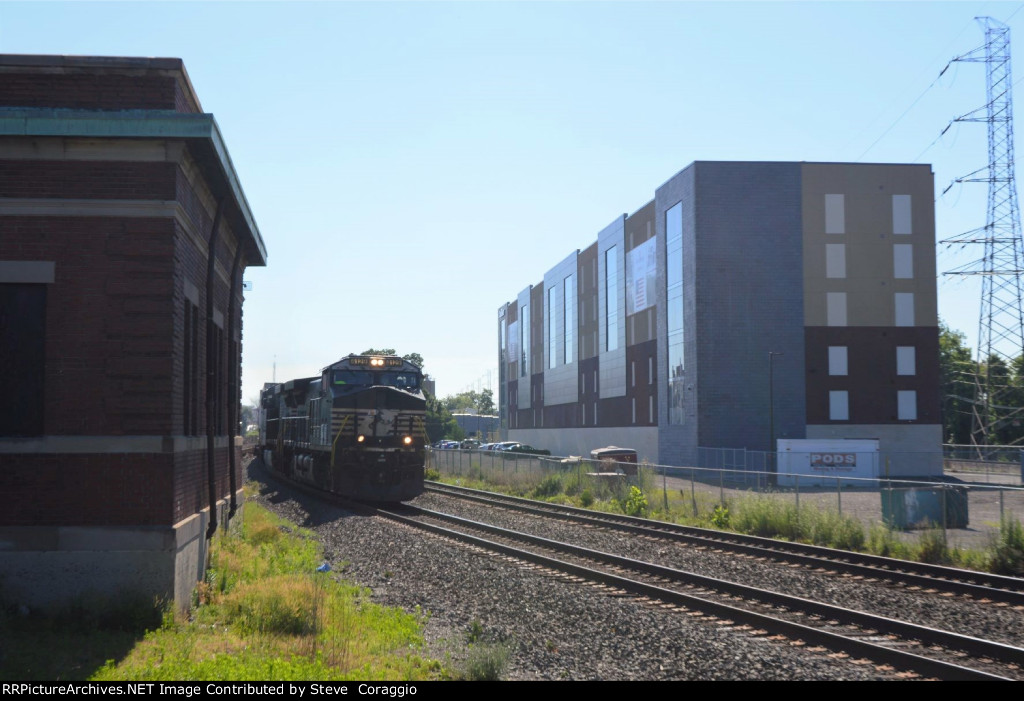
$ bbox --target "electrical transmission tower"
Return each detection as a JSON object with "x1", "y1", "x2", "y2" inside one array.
[{"x1": 943, "y1": 17, "x2": 1024, "y2": 449}]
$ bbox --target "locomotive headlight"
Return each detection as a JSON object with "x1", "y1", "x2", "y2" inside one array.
[
  {"x1": 403, "y1": 436, "x2": 412, "y2": 445},
  {"x1": 370, "y1": 357, "x2": 384, "y2": 366},
  {"x1": 357, "y1": 435, "x2": 365, "y2": 443}
]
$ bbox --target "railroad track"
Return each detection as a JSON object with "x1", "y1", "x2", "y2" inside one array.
[
  {"x1": 378, "y1": 501, "x2": 1024, "y2": 681},
  {"x1": 425, "y1": 481, "x2": 1024, "y2": 607}
]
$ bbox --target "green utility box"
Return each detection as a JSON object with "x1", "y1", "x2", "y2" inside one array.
[{"x1": 881, "y1": 485, "x2": 969, "y2": 530}]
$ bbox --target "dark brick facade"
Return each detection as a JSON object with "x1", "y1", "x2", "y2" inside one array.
[{"x1": 0, "y1": 56, "x2": 264, "y2": 532}]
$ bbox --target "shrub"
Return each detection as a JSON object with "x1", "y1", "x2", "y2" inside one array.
[
  {"x1": 916, "y1": 524, "x2": 951, "y2": 565},
  {"x1": 462, "y1": 644, "x2": 510, "y2": 681},
  {"x1": 424, "y1": 468, "x2": 440, "y2": 481},
  {"x1": 623, "y1": 486, "x2": 648, "y2": 517},
  {"x1": 532, "y1": 474, "x2": 563, "y2": 499},
  {"x1": 710, "y1": 504, "x2": 730, "y2": 529},
  {"x1": 732, "y1": 495, "x2": 801, "y2": 540},
  {"x1": 579, "y1": 489, "x2": 594, "y2": 508},
  {"x1": 989, "y1": 516, "x2": 1024, "y2": 576},
  {"x1": 867, "y1": 523, "x2": 912, "y2": 560}
]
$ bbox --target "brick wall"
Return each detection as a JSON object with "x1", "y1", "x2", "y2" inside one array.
[
  {"x1": 3, "y1": 216, "x2": 174, "y2": 435},
  {"x1": 0, "y1": 73, "x2": 185, "y2": 112},
  {"x1": 0, "y1": 160, "x2": 177, "y2": 200},
  {"x1": 0, "y1": 453, "x2": 174, "y2": 526}
]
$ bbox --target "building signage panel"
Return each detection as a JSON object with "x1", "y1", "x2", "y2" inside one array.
[
  {"x1": 777, "y1": 439, "x2": 879, "y2": 486},
  {"x1": 626, "y1": 236, "x2": 657, "y2": 315}
]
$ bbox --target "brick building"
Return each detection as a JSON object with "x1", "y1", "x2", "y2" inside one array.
[
  {"x1": 0, "y1": 55, "x2": 267, "y2": 611},
  {"x1": 498, "y1": 161, "x2": 941, "y2": 476}
]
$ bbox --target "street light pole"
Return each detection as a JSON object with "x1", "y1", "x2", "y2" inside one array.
[{"x1": 768, "y1": 351, "x2": 783, "y2": 473}]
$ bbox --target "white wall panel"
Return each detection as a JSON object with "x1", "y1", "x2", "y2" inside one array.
[
  {"x1": 597, "y1": 216, "x2": 627, "y2": 398},
  {"x1": 892, "y1": 194, "x2": 912, "y2": 235},
  {"x1": 825, "y1": 243, "x2": 846, "y2": 278},
  {"x1": 544, "y1": 251, "x2": 579, "y2": 407},
  {"x1": 825, "y1": 194, "x2": 845, "y2": 234},
  {"x1": 893, "y1": 244, "x2": 913, "y2": 279},
  {"x1": 827, "y1": 292, "x2": 847, "y2": 326}
]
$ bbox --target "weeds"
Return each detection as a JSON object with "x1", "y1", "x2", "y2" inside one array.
[
  {"x1": 465, "y1": 618, "x2": 485, "y2": 644},
  {"x1": 989, "y1": 516, "x2": 1024, "y2": 575},
  {"x1": 867, "y1": 523, "x2": 913, "y2": 560},
  {"x1": 89, "y1": 497, "x2": 444, "y2": 681},
  {"x1": 532, "y1": 474, "x2": 563, "y2": 499},
  {"x1": 430, "y1": 459, "x2": 1024, "y2": 576},
  {"x1": 462, "y1": 643, "x2": 510, "y2": 681},
  {"x1": 459, "y1": 618, "x2": 509, "y2": 681},
  {"x1": 623, "y1": 486, "x2": 649, "y2": 517},
  {"x1": 916, "y1": 524, "x2": 951, "y2": 565}
]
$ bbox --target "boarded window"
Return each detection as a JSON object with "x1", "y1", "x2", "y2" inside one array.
[{"x1": 0, "y1": 284, "x2": 46, "y2": 436}]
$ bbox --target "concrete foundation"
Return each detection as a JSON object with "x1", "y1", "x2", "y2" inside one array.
[{"x1": 0, "y1": 490, "x2": 243, "y2": 613}]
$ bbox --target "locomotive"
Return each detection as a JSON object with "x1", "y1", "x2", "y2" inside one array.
[{"x1": 259, "y1": 354, "x2": 426, "y2": 501}]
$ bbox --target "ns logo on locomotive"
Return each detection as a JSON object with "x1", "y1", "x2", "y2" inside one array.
[{"x1": 258, "y1": 354, "x2": 426, "y2": 501}]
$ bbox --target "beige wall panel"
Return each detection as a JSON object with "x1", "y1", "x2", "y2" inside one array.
[{"x1": 802, "y1": 163, "x2": 936, "y2": 327}]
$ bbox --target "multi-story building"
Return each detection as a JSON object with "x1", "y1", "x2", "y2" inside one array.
[
  {"x1": 498, "y1": 161, "x2": 941, "y2": 476},
  {"x1": 0, "y1": 55, "x2": 267, "y2": 611}
]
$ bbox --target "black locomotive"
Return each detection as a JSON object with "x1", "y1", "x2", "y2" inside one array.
[{"x1": 259, "y1": 354, "x2": 426, "y2": 501}]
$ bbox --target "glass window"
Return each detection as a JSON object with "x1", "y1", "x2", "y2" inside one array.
[
  {"x1": 0, "y1": 283, "x2": 46, "y2": 436},
  {"x1": 548, "y1": 287, "x2": 557, "y2": 369},
  {"x1": 826, "y1": 243, "x2": 846, "y2": 279},
  {"x1": 894, "y1": 244, "x2": 913, "y2": 279},
  {"x1": 605, "y1": 247, "x2": 618, "y2": 352},
  {"x1": 666, "y1": 201, "x2": 685, "y2": 425},
  {"x1": 564, "y1": 274, "x2": 574, "y2": 364},
  {"x1": 827, "y1": 292, "x2": 847, "y2": 326},
  {"x1": 893, "y1": 195, "x2": 912, "y2": 235},
  {"x1": 898, "y1": 390, "x2": 917, "y2": 420},
  {"x1": 897, "y1": 346, "x2": 916, "y2": 376},
  {"x1": 895, "y1": 293, "x2": 914, "y2": 326},
  {"x1": 332, "y1": 370, "x2": 373, "y2": 386},
  {"x1": 520, "y1": 303, "x2": 530, "y2": 377},
  {"x1": 829, "y1": 391, "x2": 849, "y2": 421},
  {"x1": 379, "y1": 372, "x2": 421, "y2": 390},
  {"x1": 825, "y1": 194, "x2": 845, "y2": 234},
  {"x1": 828, "y1": 346, "x2": 848, "y2": 376}
]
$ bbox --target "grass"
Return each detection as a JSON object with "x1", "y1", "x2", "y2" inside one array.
[
  {"x1": 459, "y1": 618, "x2": 510, "y2": 681},
  {"x1": 0, "y1": 593, "x2": 161, "y2": 681},
  {"x1": 990, "y1": 515, "x2": 1024, "y2": 576},
  {"x1": 2, "y1": 498, "x2": 447, "y2": 682},
  {"x1": 429, "y1": 462, "x2": 1024, "y2": 576}
]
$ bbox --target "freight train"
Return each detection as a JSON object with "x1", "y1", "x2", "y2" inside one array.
[{"x1": 259, "y1": 354, "x2": 426, "y2": 501}]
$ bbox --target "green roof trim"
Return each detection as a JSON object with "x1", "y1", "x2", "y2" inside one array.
[{"x1": 0, "y1": 107, "x2": 267, "y2": 265}]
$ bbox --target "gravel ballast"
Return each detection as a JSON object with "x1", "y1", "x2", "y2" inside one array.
[
  {"x1": 414, "y1": 490, "x2": 1024, "y2": 649},
  {"x1": 250, "y1": 468, "x2": 905, "y2": 680}
]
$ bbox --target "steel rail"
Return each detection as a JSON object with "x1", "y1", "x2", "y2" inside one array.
[
  {"x1": 425, "y1": 481, "x2": 1024, "y2": 605},
  {"x1": 377, "y1": 504, "x2": 1015, "y2": 681}
]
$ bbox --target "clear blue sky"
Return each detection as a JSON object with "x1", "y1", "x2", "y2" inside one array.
[{"x1": 1, "y1": 1, "x2": 1020, "y2": 403}]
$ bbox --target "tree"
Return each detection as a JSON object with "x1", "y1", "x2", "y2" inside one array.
[
  {"x1": 477, "y1": 388, "x2": 495, "y2": 416},
  {"x1": 424, "y1": 393, "x2": 464, "y2": 442},
  {"x1": 442, "y1": 388, "x2": 496, "y2": 415},
  {"x1": 939, "y1": 321, "x2": 975, "y2": 445}
]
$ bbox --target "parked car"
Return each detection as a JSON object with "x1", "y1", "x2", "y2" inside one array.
[{"x1": 505, "y1": 443, "x2": 550, "y2": 456}]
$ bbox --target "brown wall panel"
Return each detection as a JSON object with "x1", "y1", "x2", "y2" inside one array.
[{"x1": 805, "y1": 326, "x2": 940, "y2": 424}]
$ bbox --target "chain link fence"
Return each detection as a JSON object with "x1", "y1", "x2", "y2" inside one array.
[{"x1": 426, "y1": 447, "x2": 1024, "y2": 552}]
